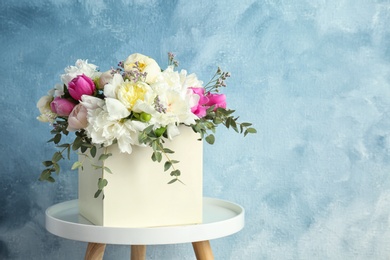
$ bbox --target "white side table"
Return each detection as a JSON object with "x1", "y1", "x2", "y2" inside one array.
[{"x1": 45, "y1": 197, "x2": 244, "y2": 260}]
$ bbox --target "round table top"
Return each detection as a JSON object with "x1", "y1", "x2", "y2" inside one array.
[{"x1": 45, "y1": 197, "x2": 245, "y2": 245}]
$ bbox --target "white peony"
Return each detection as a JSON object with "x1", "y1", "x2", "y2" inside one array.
[
  {"x1": 61, "y1": 59, "x2": 101, "y2": 86},
  {"x1": 155, "y1": 66, "x2": 203, "y2": 92},
  {"x1": 104, "y1": 73, "x2": 155, "y2": 114},
  {"x1": 124, "y1": 53, "x2": 161, "y2": 84},
  {"x1": 148, "y1": 66, "x2": 201, "y2": 137},
  {"x1": 81, "y1": 95, "x2": 147, "y2": 154},
  {"x1": 105, "y1": 97, "x2": 130, "y2": 120},
  {"x1": 149, "y1": 89, "x2": 198, "y2": 139},
  {"x1": 153, "y1": 66, "x2": 204, "y2": 111},
  {"x1": 36, "y1": 95, "x2": 56, "y2": 123}
]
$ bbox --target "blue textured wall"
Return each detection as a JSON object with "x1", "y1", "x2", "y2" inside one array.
[{"x1": 2, "y1": 0, "x2": 390, "y2": 259}]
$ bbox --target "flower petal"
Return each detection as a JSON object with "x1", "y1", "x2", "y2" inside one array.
[{"x1": 105, "y1": 98, "x2": 130, "y2": 120}]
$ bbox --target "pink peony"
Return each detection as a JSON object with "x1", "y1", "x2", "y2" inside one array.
[
  {"x1": 68, "y1": 74, "x2": 96, "y2": 101},
  {"x1": 67, "y1": 104, "x2": 88, "y2": 131},
  {"x1": 50, "y1": 97, "x2": 76, "y2": 117},
  {"x1": 189, "y1": 87, "x2": 209, "y2": 118},
  {"x1": 206, "y1": 93, "x2": 226, "y2": 110}
]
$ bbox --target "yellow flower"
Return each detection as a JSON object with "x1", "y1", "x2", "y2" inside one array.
[{"x1": 116, "y1": 80, "x2": 150, "y2": 111}]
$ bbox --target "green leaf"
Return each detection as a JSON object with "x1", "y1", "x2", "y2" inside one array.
[
  {"x1": 99, "y1": 153, "x2": 112, "y2": 161},
  {"x1": 205, "y1": 134, "x2": 215, "y2": 145},
  {"x1": 72, "y1": 136, "x2": 82, "y2": 151},
  {"x1": 213, "y1": 117, "x2": 223, "y2": 124},
  {"x1": 50, "y1": 129, "x2": 59, "y2": 135},
  {"x1": 164, "y1": 161, "x2": 172, "y2": 171},
  {"x1": 138, "y1": 132, "x2": 148, "y2": 144},
  {"x1": 244, "y1": 127, "x2": 257, "y2": 136},
  {"x1": 143, "y1": 125, "x2": 154, "y2": 134},
  {"x1": 52, "y1": 152, "x2": 62, "y2": 163},
  {"x1": 90, "y1": 146, "x2": 97, "y2": 158},
  {"x1": 163, "y1": 148, "x2": 174, "y2": 154},
  {"x1": 80, "y1": 145, "x2": 88, "y2": 153},
  {"x1": 167, "y1": 178, "x2": 178, "y2": 184},
  {"x1": 57, "y1": 143, "x2": 70, "y2": 148},
  {"x1": 152, "y1": 140, "x2": 159, "y2": 151},
  {"x1": 247, "y1": 127, "x2": 257, "y2": 133},
  {"x1": 54, "y1": 134, "x2": 61, "y2": 144},
  {"x1": 42, "y1": 161, "x2": 53, "y2": 167},
  {"x1": 152, "y1": 151, "x2": 162, "y2": 162},
  {"x1": 53, "y1": 163, "x2": 60, "y2": 174},
  {"x1": 103, "y1": 167, "x2": 112, "y2": 174},
  {"x1": 47, "y1": 176, "x2": 55, "y2": 183},
  {"x1": 94, "y1": 189, "x2": 102, "y2": 198},
  {"x1": 98, "y1": 178, "x2": 108, "y2": 190},
  {"x1": 229, "y1": 118, "x2": 239, "y2": 132},
  {"x1": 170, "y1": 169, "x2": 181, "y2": 177},
  {"x1": 226, "y1": 117, "x2": 231, "y2": 128},
  {"x1": 39, "y1": 169, "x2": 52, "y2": 181},
  {"x1": 71, "y1": 161, "x2": 83, "y2": 170}
]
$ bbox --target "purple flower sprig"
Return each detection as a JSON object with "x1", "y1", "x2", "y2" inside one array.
[
  {"x1": 168, "y1": 52, "x2": 179, "y2": 68},
  {"x1": 204, "y1": 67, "x2": 231, "y2": 93}
]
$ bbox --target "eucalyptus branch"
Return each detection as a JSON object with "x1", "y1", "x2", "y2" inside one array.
[
  {"x1": 138, "y1": 125, "x2": 183, "y2": 184},
  {"x1": 191, "y1": 107, "x2": 257, "y2": 145},
  {"x1": 72, "y1": 146, "x2": 112, "y2": 198},
  {"x1": 39, "y1": 120, "x2": 96, "y2": 183},
  {"x1": 155, "y1": 140, "x2": 183, "y2": 185},
  {"x1": 39, "y1": 144, "x2": 70, "y2": 182}
]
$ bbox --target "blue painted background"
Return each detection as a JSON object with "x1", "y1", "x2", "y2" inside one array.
[{"x1": 2, "y1": 0, "x2": 390, "y2": 259}]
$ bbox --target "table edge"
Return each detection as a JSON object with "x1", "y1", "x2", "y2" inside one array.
[{"x1": 45, "y1": 197, "x2": 245, "y2": 245}]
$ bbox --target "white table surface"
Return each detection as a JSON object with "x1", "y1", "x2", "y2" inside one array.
[{"x1": 46, "y1": 197, "x2": 245, "y2": 245}]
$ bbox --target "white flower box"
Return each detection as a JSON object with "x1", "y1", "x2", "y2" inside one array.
[{"x1": 78, "y1": 127, "x2": 203, "y2": 227}]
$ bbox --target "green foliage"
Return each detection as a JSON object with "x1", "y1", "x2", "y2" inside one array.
[
  {"x1": 138, "y1": 125, "x2": 182, "y2": 184},
  {"x1": 192, "y1": 106, "x2": 256, "y2": 146},
  {"x1": 94, "y1": 178, "x2": 108, "y2": 198},
  {"x1": 39, "y1": 119, "x2": 99, "y2": 190}
]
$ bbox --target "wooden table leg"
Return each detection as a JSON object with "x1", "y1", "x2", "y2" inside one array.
[
  {"x1": 192, "y1": 240, "x2": 214, "y2": 260},
  {"x1": 85, "y1": 243, "x2": 106, "y2": 260},
  {"x1": 131, "y1": 245, "x2": 146, "y2": 260}
]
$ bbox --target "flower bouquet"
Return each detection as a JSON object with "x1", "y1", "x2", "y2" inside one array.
[{"x1": 37, "y1": 52, "x2": 255, "y2": 227}]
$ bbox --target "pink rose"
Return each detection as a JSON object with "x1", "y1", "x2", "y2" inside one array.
[
  {"x1": 206, "y1": 93, "x2": 226, "y2": 110},
  {"x1": 189, "y1": 87, "x2": 209, "y2": 118},
  {"x1": 67, "y1": 104, "x2": 88, "y2": 131},
  {"x1": 68, "y1": 74, "x2": 96, "y2": 101},
  {"x1": 50, "y1": 97, "x2": 76, "y2": 117}
]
